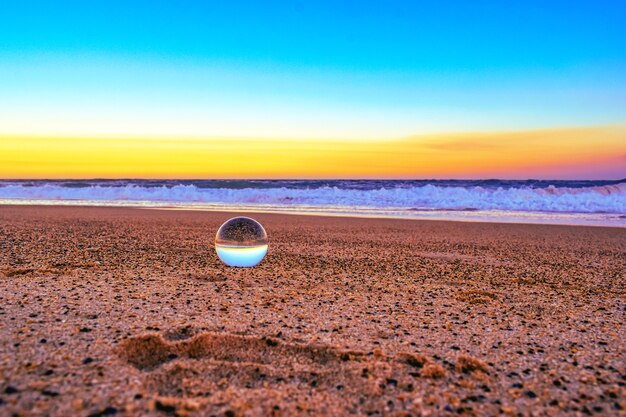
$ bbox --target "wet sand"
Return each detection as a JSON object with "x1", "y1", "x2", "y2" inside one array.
[{"x1": 0, "y1": 206, "x2": 624, "y2": 416}]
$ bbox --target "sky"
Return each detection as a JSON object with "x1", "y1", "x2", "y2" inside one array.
[{"x1": 0, "y1": 0, "x2": 625, "y2": 179}]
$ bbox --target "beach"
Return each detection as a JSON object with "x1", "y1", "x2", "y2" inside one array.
[{"x1": 0, "y1": 205, "x2": 624, "y2": 416}]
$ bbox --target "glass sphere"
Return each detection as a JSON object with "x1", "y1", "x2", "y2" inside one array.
[{"x1": 215, "y1": 217, "x2": 268, "y2": 267}]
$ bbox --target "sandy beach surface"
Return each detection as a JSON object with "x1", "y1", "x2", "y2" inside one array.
[{"x1": 0, "y1": 206, "x2": 624, "y2": 416}]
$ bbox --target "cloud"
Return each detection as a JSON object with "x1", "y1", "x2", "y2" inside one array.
[{"x1": 416, "y1": 138, "x2": 502, "y2": 151}]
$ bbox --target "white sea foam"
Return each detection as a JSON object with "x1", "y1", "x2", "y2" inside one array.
[{"x1": 0, "y1": 182, "x2": 624, "y2": 213}]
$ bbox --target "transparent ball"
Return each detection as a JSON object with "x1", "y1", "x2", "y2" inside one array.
[{"x1": 215, "y1": 217, "x2": 268, "y2": 267}]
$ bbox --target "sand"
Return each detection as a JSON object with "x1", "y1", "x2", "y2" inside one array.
[{"x1": 0, "y1": 206, "x2": 624, "y2": 416}]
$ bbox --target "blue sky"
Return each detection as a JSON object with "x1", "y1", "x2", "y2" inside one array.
[{"x1": 0, "y1": 0, "x2": 625, "y2": 138}]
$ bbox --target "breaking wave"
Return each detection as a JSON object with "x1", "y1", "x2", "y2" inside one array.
[{"x1": 0, "y1": 181, "x2": 624, "y2": 214}]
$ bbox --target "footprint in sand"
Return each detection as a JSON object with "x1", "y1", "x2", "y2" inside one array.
[
  {"x1": 118, "y1": 330, "x2": 373, "y2": 396},
  {"x1": 117, "y1": 329, "x2": 486, "y2": 413}
]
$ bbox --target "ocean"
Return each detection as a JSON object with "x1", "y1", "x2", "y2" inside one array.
[{"x1": 1, "y1": 179, "x2": 625, "y2": 227}]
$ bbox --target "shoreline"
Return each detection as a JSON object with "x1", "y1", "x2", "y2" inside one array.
[{"x1": 1, "y1": 200, "x2": 625, "y2": 228}]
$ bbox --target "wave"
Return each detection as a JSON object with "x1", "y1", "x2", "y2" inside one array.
[{"x1": 1, "y1": 182, "x2": 624, "y2": 214}]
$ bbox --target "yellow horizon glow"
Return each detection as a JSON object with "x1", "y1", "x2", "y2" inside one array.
[{"x1": 1, "y1": 125, "x2": 625, "y2": 179}]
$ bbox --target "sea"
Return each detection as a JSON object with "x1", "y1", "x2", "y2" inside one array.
[{"x1": 1, "y1": 179, "x2": 625, "y2": 227}]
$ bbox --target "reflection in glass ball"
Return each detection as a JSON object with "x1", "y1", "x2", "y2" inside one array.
[{"x1": 215, "y1": 217, "x2": 268, "y2": 267}]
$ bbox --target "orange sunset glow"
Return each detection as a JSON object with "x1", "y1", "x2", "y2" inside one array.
[{"x1": 2, "y1": 126, "x2": 624, "y2": 179}]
